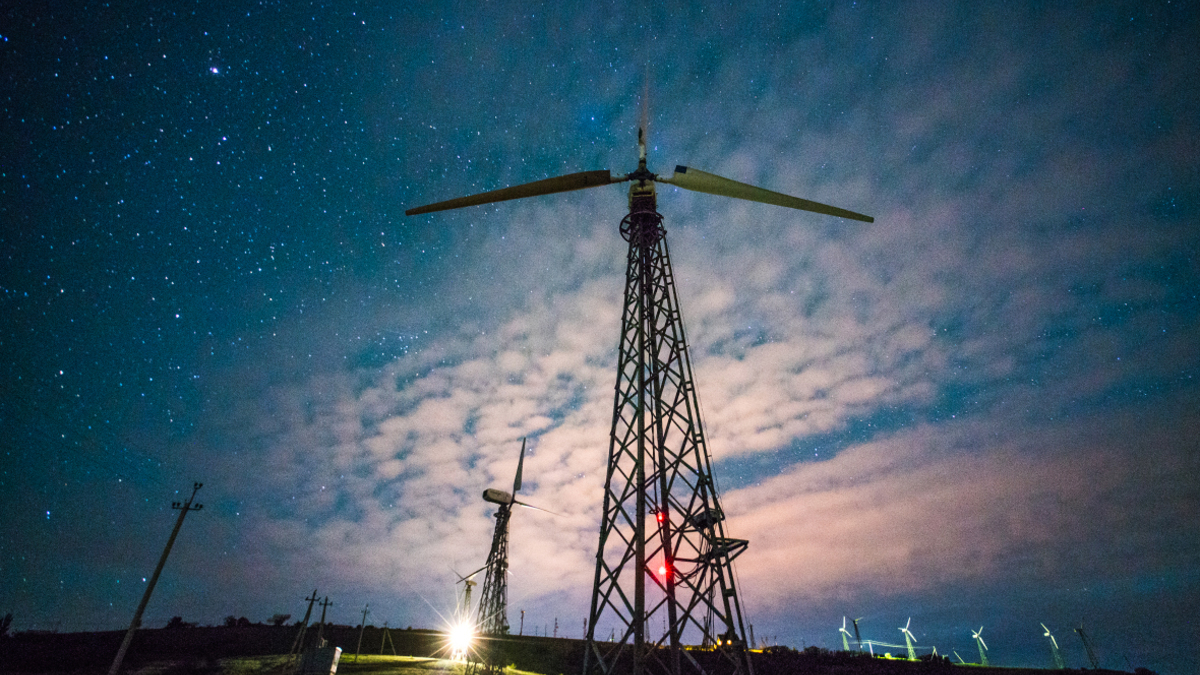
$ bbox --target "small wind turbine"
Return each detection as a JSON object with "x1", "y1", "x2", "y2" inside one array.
[
  {"x1": 839, "y1": 617, "x2": 853, "y2": 652},
  {"x1": 899, "y1": 618, "x2": 917, "y2": 661},
  {"x1": 1042, "y1": 623, "x2": 1065, "y2": 670},
  {"x1": 972, "y1": 626, "x2": 989, "y2": 666},
  {"x1": 476, "y1": 439, "x2": 527, "y2": 635},
  {"x1": 469, "y1": 438, "x2": 554, "y2": 675},
  {"x1": 453, "y1": 566, "x2": 486, "y2": 621}
]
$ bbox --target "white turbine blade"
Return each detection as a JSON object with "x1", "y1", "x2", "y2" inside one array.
[
  {"x1": 980, "y1": 636, "x2": 988, "y2": 651},
  {"x1": 513, "y1": 437, "x2": 526, "y2": 494},
  {"x1": 663, "y1": 166, "x2": 874, "y2": 222},
  {"x1": 906, "y1": 618, "x2": 912, "y2": 631},
  {"x1": 405, "y1": 170, "x2": 618, "y2": 215},
  {"x1": 1042, "y1": 623, "x2": 1050, "y2": 635},
  {"x1": 513, "y1": 499, "x2": 560, "y2": 516},
  {"x1": 843, "y1": 617, "x2": 847, "y2": 630}
]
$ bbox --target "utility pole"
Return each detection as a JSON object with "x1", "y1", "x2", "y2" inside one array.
[
  {"x1": 519, "y1": 610, "x2": 524, "y2": 636},
  {"x1": 288, "y1": 590, "x2": 320, "y2": 665},
  {"x1": 380, "y1": 621, "x2": 397, "y2": 656},
  {"x1": 107, "y1": 483, "x2": 203, "y2": 675},
  {"x1": 315, "y1": 597, "x2": 332, "y2": 647},
  {"x1": 355, "y1": 604, "x2": 370, "y2": 662}
]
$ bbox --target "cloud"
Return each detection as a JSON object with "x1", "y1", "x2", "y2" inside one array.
[
  {"x1": 150, "y1": 6, "x2": 1198, "y2": 670},
  {"x1": 725, "y1": 401, "x2": 1200, "y2": 613}
]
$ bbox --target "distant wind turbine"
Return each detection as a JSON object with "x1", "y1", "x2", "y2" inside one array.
[
  {"x1": 839, "y1": 617, "x2": 854, "y2": 651},
  {"x1": 900, "y1": 618, "x2": 917, "y2": 661},
  {"x1": 1075, "y1": 622, "x2": 1100, "y2": 670},
  {"x1": 1042, "y1": 623, "x2": 1065, "y2": 670},
  {"x1": 972, "y1": 626, "x2": 989, "y2": 667}
]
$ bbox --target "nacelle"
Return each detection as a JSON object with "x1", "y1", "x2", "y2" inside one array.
[{"x1": 483, "y1": 488, "x2": 512, "y2": 505}]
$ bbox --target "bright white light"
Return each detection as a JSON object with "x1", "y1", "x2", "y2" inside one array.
[{"x1": 448, "y1": 621, "x2": 474, "y2": 661}]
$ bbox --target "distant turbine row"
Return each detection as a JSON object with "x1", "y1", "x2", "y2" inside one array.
[{"x1": 836, "y1": 616, "x2": 1094, "y2": 669}]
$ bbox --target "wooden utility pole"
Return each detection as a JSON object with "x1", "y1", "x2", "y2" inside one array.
[
  {"x1": 107, "y1": 483, "x2": 203, "y2": 675},
  {"x1": 315, "y1": 597, "x2": 332, "y2": 646},
  {"x1": 288, "y1": 589, "x2": 321, "y2": 666}
]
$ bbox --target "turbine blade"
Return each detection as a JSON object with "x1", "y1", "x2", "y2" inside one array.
[
  {"x1": 980, "y1": 637, "x2": 988, "y2": 650},
  {"x1": 513, "y1": 437, "x2": 526, "y2": 494},
  {"x1": 663, "y1": 166, "x2": 874, "y2": 222},
  {"x1": 405, "y1": 170, "x2": 616, "y2": 215},
  {"x1": 455, "y1": 564, "x2": 487, "y2": 583},
  {"x1": 513, "y1": 499, "x2": 560, "y2": 516},
  {"x1": 640, "y1": 67, "x2": 651, "y2": 147}
]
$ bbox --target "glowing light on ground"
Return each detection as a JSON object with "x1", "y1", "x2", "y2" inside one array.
[{"x1": 447, "y1": 620, "x2": 475, "y2": 662}]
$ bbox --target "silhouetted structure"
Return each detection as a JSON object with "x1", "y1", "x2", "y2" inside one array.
[{"x1": 405, "y1": 92, "x2": 872, "y2": 675}]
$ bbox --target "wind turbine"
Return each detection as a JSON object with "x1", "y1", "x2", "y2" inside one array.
[
  {"x1": 972, "y1": 626, "x2": 989, "y2": 666},
  {"x1": 406, "y1": 91, "x2": 872, "y2": 675},
  {"x1": 454, "y1": 566, "x2": 486, "y2": 621},
  {"x1": 839, "y1": 617, "x2": 853, "y2": 652},
  {"x1": 468, "y1": 438, "x2": 554, "y2": 675},
  {"x1": 1075, "y1": 622, "x2": 1100, "y2": 670},
  {"x1": 474, "y1": 439, "x2": 527, "y2": 634},
  {"x1": 1042, "y1": 623, "x2": 1065, "y2": 670},
  {"x1": 900, "y1": 618, "x2": 917, "y2": 661},
  {"x1": 851, "y1": 618, "x2": 863, "y2": 652}
]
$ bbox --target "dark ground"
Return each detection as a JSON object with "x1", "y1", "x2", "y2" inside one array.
[{"x1": 0, "y1": 626, "x2": 1141, "y2": 675}]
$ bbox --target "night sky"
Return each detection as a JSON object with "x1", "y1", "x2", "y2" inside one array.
[{"x1": 3, "y1": 2, "x2": 1198, "y2": 674}]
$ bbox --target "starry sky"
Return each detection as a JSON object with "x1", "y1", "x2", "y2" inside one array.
[{"x1": 3, "y1": 2, "x2": 1198, "y2": 673}]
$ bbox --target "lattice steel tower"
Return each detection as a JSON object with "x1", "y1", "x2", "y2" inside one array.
[
  {"x1": 406, "y1": 106, "x2": 873, "y2": 675},
  {"x1": 579, "y1": 134, "x2": 753, "y2": 675},
  {"x1": 467, "y1": 439, "x2": 528, "y2": 675}
]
